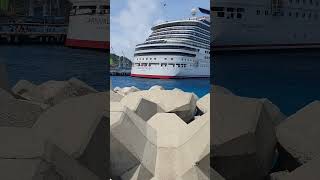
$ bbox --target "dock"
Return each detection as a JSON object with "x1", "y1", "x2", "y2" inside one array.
[
  {"x1": 0, "y1": 23, "x2": 67, "y2": 44},
  {"x1": 110, "y1": 69, "x2": 131, "y2": 76}
]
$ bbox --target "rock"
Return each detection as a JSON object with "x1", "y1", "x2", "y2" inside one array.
[
  {"x1": 0, "y1": 63, "x2": 9, "y2": 91},
  {"x1": 197, "y1": 93, "x2": 210, "y2": 114},
  {"x1": 269, "y1": 171, "x2": 289, "y2": 180},
  {"x1": 213, "y1": 85, "x2": 233, "y2": 95},
  {"x1": 32, "y1": 92, "x2": 108, "y2": 178},
  {"x1": 117, "y1": 86, "x2": 140, "y2": 96},
  {"x1": 276, "y1": 157, "x2": 320, "y2": 180},
  {"x1": 110, "y1": 90, "x2": 123, "y2": 102},
  {"x1": 276, "y1": 101, "x2": 320, "y2": 171},
  {"x1": 212, "y1": 93, "x2": 284, "y2": 180},
  {"x1": 261, "y1": 99, "x2": 287, "y2": 126},
  {"x1": 0, "y1": 91, "x2": 44, "y2": 127},
  {"x1": 110, "y1": 102, "x2": 157, "y2": 178},
  {"x1": 12, "y1": 78, "x2": 97, "y2": 106},
  {"x1": 149, "y1": 85, "x2": 164, "y2": 90},
  {"x1": 120, "y1": 90, "x2": 198, "y2": 122}
]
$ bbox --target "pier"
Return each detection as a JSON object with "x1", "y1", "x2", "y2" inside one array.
[
  {"x1": 110, "y1": 69, "x2": 131, "y2": 76},
  {"x1": 0, "y1": 23, "x2": 67, "y2": 44}
]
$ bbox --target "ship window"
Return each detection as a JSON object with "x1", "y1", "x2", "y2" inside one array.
[
  {"x1": 237, "y1": 8, "x2": 245, "y2": 12},
  {"x1": 303, "y1": 0, "x2": 306, "y2": 3},
  {"x1": 309, "y1": 13, "x2": 312, "y2": 19},
  {"x1": 265, "y1": 10, "x2": 269, "y2": 15},
  {"x1": 154, "y1": 58, "x2": 156, "y2": 60},
  {"x1": 289, "y1": 12, "x2": 292, "y2": 16},
  {"x1": 212, "y1": 7, "x2": 224, "y2": 11},
  {"x1": 164, "y1": 58, "x2": 167, "y2": 60},
  {"x1": 302, "y1": 13, "x2": 306, "y2": 18},
  {"x1": 317, "y1": 1, "x2": 319, "y2": 6},
  {"x1": 296, "y1": 12, "x2": 299, "y2": 18},
  {"x1": 227, "y1": 8, "x2": 234, "y2": 12},
  {"x1": 171, "y1": 58, "x2": 173, "y2": 60},
  {"x1": 296, "y1": 0, "x2": 300, "y2": 3},
  {"x1": 237, "y1": 13, "x2": 242, "y2": 18},
  {"x1": 257, "y1": 10, "x2": 261, "y2": 15},
  {"x1": 289, "y1": 0, "x2": 293, "y2": 3},
  {"x1": 310, "y1": 0, "x2": 313, "y2": 4},
  {"x1": 217, "y1": 12, "x2": 225, "y2": 17}
]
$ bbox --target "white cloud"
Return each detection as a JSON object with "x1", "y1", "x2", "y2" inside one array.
[{"x1": 111, "y1": 0, "x2": 164, "y2": 60}]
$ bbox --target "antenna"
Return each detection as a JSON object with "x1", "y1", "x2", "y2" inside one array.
[{"x1": 191, "y1": 8, "x2": 197, "y2": 17}]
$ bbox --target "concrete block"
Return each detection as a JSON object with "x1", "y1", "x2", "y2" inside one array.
[
  {"x1": 12, "y1": 78, "x2": 97, "y2": 106},
  {"x1": 33, "y1": 92, "x2": 107, "y2": 178},
  {"x1": 197, "y1": 93, "x2": 210, "y2": 114},
  {"x1": 149, "y1": 85, "x2": 164, "y2": 90},
  {"x1": 276, "y1": 101, "x2": 320, "y2": 170},
  {"x1": 212, "y1": 93, "x2": 283, "y2": 180},
  {"x1": 0, "y1": 92, "x2": 44, "y2": 127},
  {"x1": 120, "y1": 90, "x2": 197, "y2": 122}
]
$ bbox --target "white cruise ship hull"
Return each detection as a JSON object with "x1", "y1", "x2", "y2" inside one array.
[
  {"x1": 131, "y1": 66, "x2": 209, "y2": 79},
  {"x1": 211, "y1": 1, "x2": 320, "y2": 51},
  {"x1": 66, "y1": 14, "x2": 109, "y2": 49},
  {"x1": 66, "y1": 0, "x2": 109, "y2": 49}
]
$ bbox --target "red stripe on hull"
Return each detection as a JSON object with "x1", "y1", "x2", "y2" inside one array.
[
  {"x1": 65, "y1": 39, "x2": 110, "y2": 49},
  {"x1": 131, "y1": 74, "x2": 209, "y2": 79}
]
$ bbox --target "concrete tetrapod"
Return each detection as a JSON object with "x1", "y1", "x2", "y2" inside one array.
[
  {"x1": 147, "y1": 112, "x2": 210, "y2": 180},
  {"x1": 11, "y1": 78, "x2": 97, "y2": 106},
  {"x1": 116, "y1": 86, "x2": 140, "y2": 96},
  {"x1": 110, "y1": 102, "x2": 210, "y2": 180},
  {"x1": 275, "y1": 157, "x2": 320, "y2": 180},
  {"x1": 149, "y1": 85, "x2": 164, "y2": 91},
  {"x1": 120, "y1": 90, "x2": 198, "y2": 123},
  {"x1": 0, "y1": 127, "x2": 100, "y2": 180},
  {"x1": 276, "y1": 101, "x2": 320, "y2": 171},
  {"x1": 110, "y1": 102, "x2": 157, "y2": 178},
  {"x1": 212, "y1": 93, "x2": 286, "y2": 180},
  {"x1": 0, "y1": 88, "x2": 44, "y2": 127},
  {"x1": 32, "y1": 92, "x2": 108, "y2": 179},
  {"x1": 197, "y1": 93, "x2": 210, "y2": 114}
]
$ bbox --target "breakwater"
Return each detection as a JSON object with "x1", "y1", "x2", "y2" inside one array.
[{"x1": 0, "y1": 63, "x2": 107, "y2": 178}]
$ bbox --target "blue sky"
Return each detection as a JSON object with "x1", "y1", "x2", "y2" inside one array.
[{"x1": 110, "y1": 0, "x2": 209, "y2": 59}]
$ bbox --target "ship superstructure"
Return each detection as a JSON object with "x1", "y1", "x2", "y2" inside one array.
[
  {"x1": 211, "y1": 0, "x2": 320, "y2": 50},
  {"x1": 131, "y1": 9, "x2": 210, "y2": 78}
]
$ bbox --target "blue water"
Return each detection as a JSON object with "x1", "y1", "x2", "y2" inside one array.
[
  {"x1": 111, "y1": 76, "x2": 210, "y2": 97},
  {"x1": 0, "y1": 45, "x2": 107, "y2": 91},
  {"x1": 214, "y1": 50, "x2": 320, "y2": 115}
]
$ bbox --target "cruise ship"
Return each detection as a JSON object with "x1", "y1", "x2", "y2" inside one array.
[
  {"x1": 131, "y1": 9, "x2": 210, "y2": 79},
  {"x1": 66, "y1": 0, "x2": 109, "y2": 49},
  {"x1": 211, "y1": 0, "x2": 320, "y2": 50}
]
